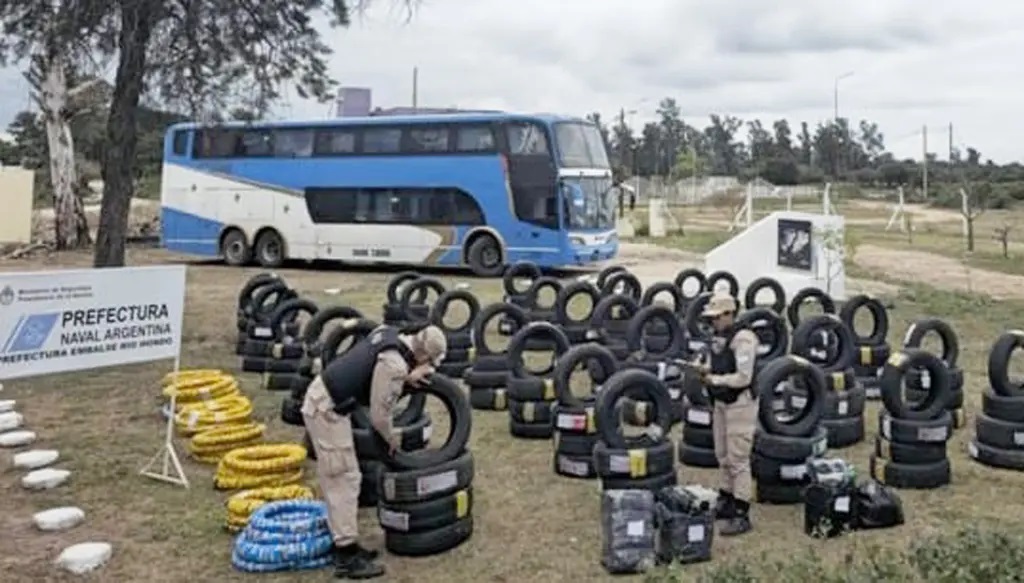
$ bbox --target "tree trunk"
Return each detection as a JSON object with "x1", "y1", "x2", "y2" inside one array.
[
  {"x1": 966, "y1": 216, "x2": 975, "y2": 252},
  {"x1": 38, "y1": 58, "x2": 91, "y2": 249},
  {"x1": 93, "y1": 2, "x2": 155, "y2": 267}
]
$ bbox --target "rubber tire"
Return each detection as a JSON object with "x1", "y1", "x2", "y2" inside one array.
[
  {"x1": 253, "y1": 229, "x2": 285, "y2": 268},
  {"x1": 221, "y1": 229, "x2": 252, "y2": 266},
  {"x1": 466, "y1": 235, "x2": 504, "y2": 277},
  {"x1": 502, "y1": 261, "x2": 541, "y2": 296}
]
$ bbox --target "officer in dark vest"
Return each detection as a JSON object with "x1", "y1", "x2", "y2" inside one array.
[
  {"x1": 302, "y1": 323, "x2": 447, "y2": 579},
  {"x1": 696, "y1": 293, "x2": 759, "y2": 536}
]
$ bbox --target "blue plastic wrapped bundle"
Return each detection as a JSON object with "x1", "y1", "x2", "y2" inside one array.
[{"x1": 231, "y1": 499, "x2": 334, "y2": 572}]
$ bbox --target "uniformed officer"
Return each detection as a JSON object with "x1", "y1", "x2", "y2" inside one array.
[
  {"x1": 302, "y1": 323, "x2": 447, "y2": 579},
  {"x1": 697, "y1": 293, "x2": 759, "y2": 536}
]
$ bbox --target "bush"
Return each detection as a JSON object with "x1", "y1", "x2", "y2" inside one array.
[{"x1": 642, "y1": 527, "x2": 1024, "y2": 583}]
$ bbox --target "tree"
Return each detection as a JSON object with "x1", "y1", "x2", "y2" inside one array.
[
  {"x1": 961, "y1": 181, "x2": 991, "y2": 252},
  {"x1": 673, "y1": 148, "x2": 706, "y2": 179},
  {"x1": 993, "y1": 222, "x2": 1014, "y2": 259}
]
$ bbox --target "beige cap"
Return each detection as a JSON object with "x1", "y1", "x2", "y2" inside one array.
[
  {"x1": 701, "y1": 293, "x2": 738, "y2": 318},
  {"x1": 415, "y1": 325, "x2": 448, "y2": 364}
]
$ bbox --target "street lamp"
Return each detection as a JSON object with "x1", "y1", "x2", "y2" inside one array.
[{"x1": 833, "y1": 71, "x2": 854, "y2": 121}]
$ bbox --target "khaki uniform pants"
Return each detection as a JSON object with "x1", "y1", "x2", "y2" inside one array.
[
  {"x1": 302, "y1": 377, "x2": 361, "y2": 546},
  {"x1": 712, "y1": 391, "x2": 757, "y2": 502}
]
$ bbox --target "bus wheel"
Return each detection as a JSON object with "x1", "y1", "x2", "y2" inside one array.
[
  {"x1": 221, "y1": 229, "x2": 251, "y2": 266},
  {"x1": 254, "y1": 230, "x2": 285, "y2": 268},
  {"x1": 466, "y1": 235, "x2": 504, "y2": 277}
]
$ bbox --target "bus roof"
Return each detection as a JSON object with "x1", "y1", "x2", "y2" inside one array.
[{"x1": 168, "y1": 111, "x2": 591, "y2": 132}]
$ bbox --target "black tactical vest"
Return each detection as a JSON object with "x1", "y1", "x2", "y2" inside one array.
[
  {"x1": 322, "y1": 326, "x2": 417, "y2": 414},
  {"x1": 708, "y1": 326, "x2": 756, "y2": 403}
]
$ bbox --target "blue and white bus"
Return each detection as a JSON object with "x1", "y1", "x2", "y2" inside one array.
[{"x1": 159, "y1": 112, "x2": 618, "y2": 276}]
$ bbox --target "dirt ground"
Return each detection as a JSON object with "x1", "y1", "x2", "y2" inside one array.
[{"x1": 2, "y1": 241, "x2": 1024, "y2": 582}]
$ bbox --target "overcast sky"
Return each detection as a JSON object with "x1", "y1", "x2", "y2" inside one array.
[{"x1": 0, "y1": 0, "x2": 1021, "y2": 162}]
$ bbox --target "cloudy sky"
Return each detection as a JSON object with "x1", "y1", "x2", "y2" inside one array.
[{"x1": 0, "y1": 0, "x2": 1021, "y2": 162}]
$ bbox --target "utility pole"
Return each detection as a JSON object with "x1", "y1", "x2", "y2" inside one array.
[
  {"x1": 412, "y1": 67, "x2": 418, "y2": 110},
  {"x1": 922, "y1": 125, "x2": 929, "y2": 199},
  {"x1": 948, "y1": 122, "x2": 954, "y2": 161}
]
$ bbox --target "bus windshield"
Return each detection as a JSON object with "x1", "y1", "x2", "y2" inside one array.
[
  {"x1": 564, "y1": 176, "x2": 616, "y2": 230},
  {"x1": 554, "y1": 122, "x2": 610, "y2": 168}
]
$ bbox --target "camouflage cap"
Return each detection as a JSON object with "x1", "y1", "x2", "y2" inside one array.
[
  {"x1": 701, "y1": 293, "x2": 738, "y2": 318},
  {"x1": 415, "y1": 325, "x2": 448, "y2": 365}
]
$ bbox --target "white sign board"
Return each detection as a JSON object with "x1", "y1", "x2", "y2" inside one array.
[{"x1": 0, "y1": 265, "x2": 186, "y2": 380}]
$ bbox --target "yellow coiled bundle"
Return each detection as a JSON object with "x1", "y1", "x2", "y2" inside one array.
[
  {"x1": 224, "y1": 485, "x2": 315, "y2": 532},
  {"x1": 174, "y1": 395, "x2": 254, "y2": 436},
  {"x1": 187, "y1": 422, "x2": 266, "y2": 464},
  {"x1": 214, "y1": 443, "x2": 307, "y2": 490},
  {"x1": 162, "y1": 370, "x2": 240, "y2": 405}
]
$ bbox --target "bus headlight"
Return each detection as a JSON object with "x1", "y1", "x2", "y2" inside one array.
[{"x1": 570, "y1": 236, "x2": 585, "y2": 247}]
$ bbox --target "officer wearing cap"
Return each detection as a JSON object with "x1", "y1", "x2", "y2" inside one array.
[
  {"x1": 697, "y1": 292, "x2": 759, "y2": 536},
  {"x1": 302, "y1": 323, "x2": 447, "y2": 578}
]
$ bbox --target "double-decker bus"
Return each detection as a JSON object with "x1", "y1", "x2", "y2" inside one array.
[{"x1": 159, "y1": 111, "x2": 618, "y2": 276}]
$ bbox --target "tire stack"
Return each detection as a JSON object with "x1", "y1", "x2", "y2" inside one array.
[
  {"x1": 790, "y1": 314, "x2": 863, "y2": 448},
  {"x1": 498, "y1": 262, "x2": 542, "y2": 338},
  {"x1": 838, "y1": 294, "x2": 892, "y2": 400},
  {"x1": 970, "y1": 331, "x2": 1024, "y2": 470},
  {"x1": 902, "y1": 318, "x2": 967, "y2": 431},
  {"x1": 752, "y1": 355, "x2": 829, "y2": 504},
  {"x1": 506, "y1": 322, "x2": 571, "y2": 439},
  {"x1": 381, "y1": 272, "x2": 429, "y2": 327},
  {"x1": 554, "y1": 280, "x2": 601, "y2": 345},
  {"x1": 593, "y1": 369, "x2": 678, "y2": 491},
  {"x1": 638, "y1": 282, "x2": 685, "y2": 355},
  {"x1": 428, "y1": 289, "x2": 480, "y2": 379},
  {"x1": 737, "y1": 306, "x2": 790, "y2": 422},
  {"x1": 374, "y1": 375, "x2": 475, "y2": 556},
  {"x1": 278, "y1": 306, "x2": 364, "y2": 429},
  {"x1": 351, "y1": 392, "x2": 434, "y2": 508},
  {"x1": 244, "y1": 298, "x2": 319, "y2": 392},
  {"x1": 235, "y1": 273, "x2": 286, "y2": 354},
  {"x1": 237, "y1": 279, "x2": 298, "y2": 361},
  {"x1": 549, "y1": 344, "x2": 620, "y2": 479},
  {"x1": 587, "y1": 294, "x2": 641, "y2": 363},
  {"x1": 872, "y1": 348, "x2": 953, "y2": 489},
  {"x1": 465, "y1": 304, "x2": 530, "y2": 411},
  {"x1": 621, "y1": 305, "x2": 687, "y2": 422}
]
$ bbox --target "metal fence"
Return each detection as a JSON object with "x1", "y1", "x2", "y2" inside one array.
[{"x1": 622, "y1": 176, "x2": 823, "y2": 206}]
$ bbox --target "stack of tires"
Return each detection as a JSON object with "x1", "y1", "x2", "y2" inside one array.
[
  {"x1": 737, "y1": 306, "x2": 791, "y2": 425},
  {"x1": 677, "y1": 382, "x2": 718, "y2": 468},
  {"x1": 550, "y1": 344, "x2": 619, "y2": 479},
  {"x1": 593, "y1": 369, "x2": 678, "y2": 491},
  {"x1": 839, "y1": 294, "x2": 892, "y2": 400},
  {"x1": 465, "y1": 304, "x2": 529, "y2": 411},
  {"x1": 790, "y1": 314, "x2": 864, "y2": 448},
  {"x1": 428, "y1": 289, "x2": 479, "y2": 378},
  {"x1": 352, "y1": 397, "x2": 434, "y2": 508},
  {"x1": 871, "y1": 349, "x2": 953, "y2": 489},
  {"x1": 375, "y1": 375, "x2": 475, "y2": 556},
  {"x1": 506, "y1": 323, "x2": 571, "y2": 439},
  {"x1": 498, "y1": 262, "x2": 541, "y2": 338},
  {"x1": 554, "y1": 280, "x2": 600, "y2": 345},
  {"x1": 902, "y1": 319, "x2": 966, "y2": 431},
  {"x1": 621, "y1": 305, "x2": 687, "y2": 422},
  {"x1": 752, "y1": 355, "x2": 829, "y2": 504},
  {"x1": 381, "y1": 272, "x2": 429, "y2": 327},
  {"x1": 244, "y1": 298, "x2": 319, "y2": 392},
  {"x1": 237, "y1": 280, "x2": 298, "y2": 363},
  {"x1": 587, "y1": 294, "x2": 641, "y2": 363},
  {"x1": 970, "y1": 331, "x2": 1024, "y2": 470},
  {"x1": 235, "y1": 273, "x2": 287, "y2": 354}
]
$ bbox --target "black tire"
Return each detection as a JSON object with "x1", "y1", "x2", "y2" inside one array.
[
  {"x1": 377, "y1": 449, "x2": 474, "y2": 503},
  {"x1": 987, "y1": 331, "x2": 1024, "y2": 397},
  {"x1": 821, "y1": 416, "x2": 865, "y2": 448},
  {"x1": 466, "y1": 235, "x2": 504, "y2": 277},
  {"x1": 975, "y1": 412, "x2": 1024, "y2": 450},
  {"x1": 839, "y1": 294, "x2": 889, "y2": 346},
  {"x1": 756, "y1": 355, "x2": 827, "y2": 438},
  {"x1": 280, "y1": 397, "x2": 304, "y2": 426},
  {"x1": 787, "y1": 287, "x2": 836, "y2": 329},
  {"x1": 678, "y1": 442, "x2": 718, "y2": 468},
  {"x1": 507, "y1": 321, "x2": 570, "y2": 379},
  {"x1": 509, "y1": 418, "x2": 552, "y2": 439},
  {"x1": 354, "y1": 414, "x2": 432, "y2": 457},
  {"x1": 320, "y1": 318, "x2": 379, "y2": 364},
  {"x1": 471, "y1": 303, "x2": 530, "y2": 357},
  {"x1": 737, "y1": 307, "x2": 789, "y2": 361},
  {"x1": 706, "y1": 270, "x2": 739, "y2": 297},
  {"x1": 386, "y1": 272, "x2": 423, "y2": 304},
  {"x1": 384, "y1": 515, "x2": 474, "y2": 557},
  {"x1": 902, "y1": 318, "x2": 960, "y2": 367},
  {"x1": 554, "y1": 281, "x2": 600, "y2": 327},
  {"x1": 855, "y1": 342, "x2": 891, "y2": 368},
  {"x1": 601, "y1": 271, "x2": 642, "y2": 301},
  {"x1": 683, "y1": 405, "x2": 713, "y2": 427},
  {"x1": 625, "y1": 305, "x2": 684, "y2": 358},
  {"x1": 552, "y1": 344, "x2": 618, "y2": 409},
  {"x1": 253, "y1": 229, "x2": 285, "y2": 268},
  {"x1": 600, "y1": 470, "x2": 678, "y2": 491},
  {"x1": 673, "y1": 268, "x2": 706, "y2": 302},
  {"x1": 753, "y1": 425, "x2": 828, "y2": 460},
  {"x1": 596, "y1": 265, "x2": 628, "y2": 290},
  {"x1": 468, "y1": 387, "x2": 508, "y2": 410},
  {"x1": 249, "y1": 281, "x2": 295, "y2": 326},
  {"x1": 378, "y1": 487, "x2": 472, "y2": 534},
  {"x1": 879, "y1": 349, "x2": 950, "y2": 421},
  {"x1": 301, "y1": 306, "x2": 364, "y2": 346},
  {"x1": 684, "y1": 291, "x2": 714, "y2": 341},
  {"x1": 502, "y1": 261, "x2": 541, "y2": 296},
  {"x1": 356, "y1": 375, "x2": 472, "y2": 471},
  {"x1": 595, "y1": 369, "x2": 673, "y2": 449},
  {"x1": 588, "y1": 294, "x2": 640, "y2": 343},
  {"x1": 428, "y1": 289, "x2": 481, "y2": 337},
  {"x1": 399, "y1": 277, "x2": 446, "y2": 324},
  {"x1": 221, "y1": 229, "x2": 252, "y2": 266},
  {"x1": 877, "y1": 410, "x2": 952, "y2": 444},
  {"x1": 744, "y1": 276, "x2": 786, "y2": 314},
  {"x1": 968, "y1": 440, "x2": 1024, "y2": 471},
  {"x1": 874, "y1": 436, "x2": 946, "y2": 464},
  {"x1": 593, "y1": 440, "x2": 675, "y2": 478},
  {"x1": 869, "y1": 455, "x2": 950, "y2": 489},
  {"x1": 237, "y1": 272, "x2": 281, "y2": 311},
  {"x1": 790, "y1": 314, "x2": 856, "y2": 374},
  {"x1": 525, "y1": 276, "x2": 563, "y2": 312},
  {"x1": 982, "y1": 389, "x2": 1024, "y2": 423},
  {"x1": 554, "y1": 452, "x2": 597, "y2": 479},
  {"x1": 681, "y1": 424, "x2": 714, "y2": 449},
  {"x1": 267, "y1": 298, "x2": 319, "y2": 340},
  {"x1": 751, "y1": 453, "x2": 813, "y2": 484},
  {"x1": 641, "y1": 281, "x2": 684, "y2": 312}
]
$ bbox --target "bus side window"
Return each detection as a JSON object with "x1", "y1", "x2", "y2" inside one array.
[
  {"x1": 171, "y1": 130, "x2": 189, "y2": 156},
  {"x1": 506, "y1": 122, "x2": 549, "y2": 155},
  {"x1": 273, "y1": 129, "x2": 313, "y2": 157},
  {"x1": 456, "y1": 126, "x2": 495, "y2": 152},
  {"x1": 239, "y1": 130, "x2": 272, "y2": 157},
  {"x1": 314, "y1": 129, "x2": 357, "y2": 155}
]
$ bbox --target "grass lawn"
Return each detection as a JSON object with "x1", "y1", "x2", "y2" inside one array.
[{"x1": 2, "y1": 248, "x2": 1024, "y2": 582}]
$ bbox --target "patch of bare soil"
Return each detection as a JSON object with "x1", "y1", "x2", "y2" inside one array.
[
  {"x1": 31, "y1": 199, "x2": 160, "y2": 243},
  {"x1": 845, "y1": 200, "x2": 960, "y2": 225},
  {"x1": 854, "y1": 244, "x2": 1024, "y2": 300}
]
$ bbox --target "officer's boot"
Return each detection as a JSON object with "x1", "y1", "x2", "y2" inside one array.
[
  {"x1": 719, "y1": 499, "x2": 752, "y2": 536},
  {"x1": 714, "y1": 490, "x2": 736, "y2": 519},
  {"x1": 334, "y1": 544, "x2": 385, "y2": 579}
]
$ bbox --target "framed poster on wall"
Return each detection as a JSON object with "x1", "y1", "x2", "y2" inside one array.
[{"x1": 777, "y1": 218, "x2": 812, "y2": 270}]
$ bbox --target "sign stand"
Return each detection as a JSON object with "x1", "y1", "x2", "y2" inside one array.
[{"x1": 140, "y1": 352, "x2": 189, "y2": 488}]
